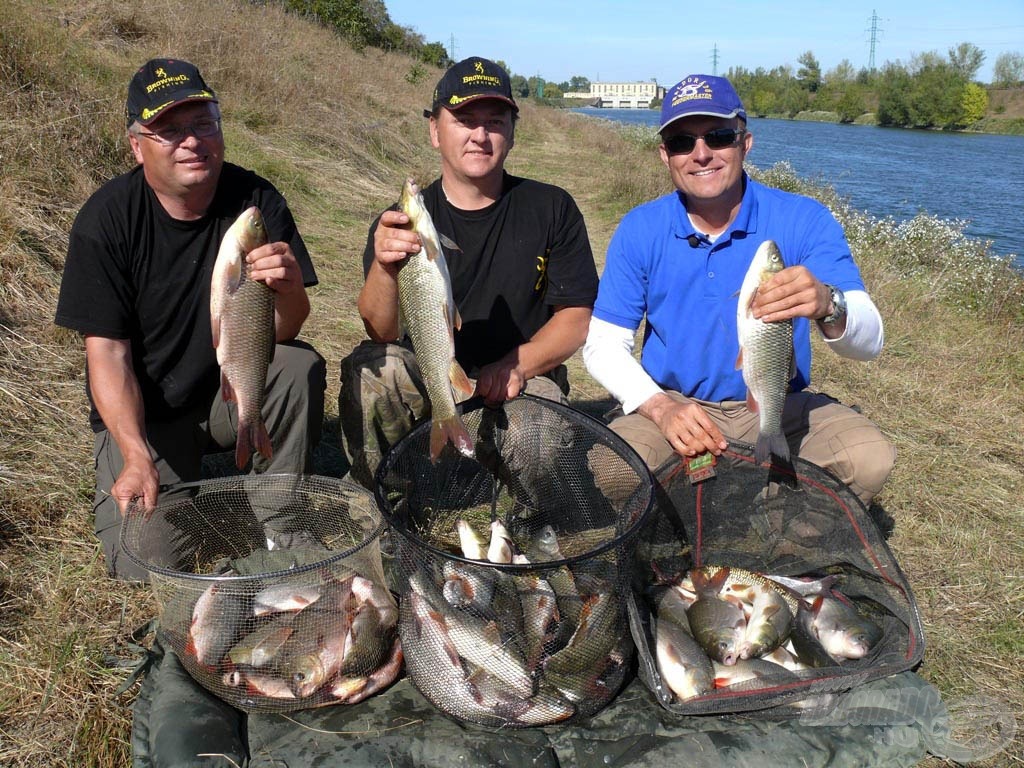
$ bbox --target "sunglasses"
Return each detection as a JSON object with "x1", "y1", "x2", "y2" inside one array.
[
  {"x1": 662, "y1": 128, "x2": 746, "y2": 155},
  {"x1": 135, "y1": 118, "x2": 222, "y2": 146}
]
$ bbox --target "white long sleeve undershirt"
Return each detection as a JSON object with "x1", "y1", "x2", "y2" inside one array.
[{"x1": 583, "y1": 290, "x2": 884, "y2": 414}]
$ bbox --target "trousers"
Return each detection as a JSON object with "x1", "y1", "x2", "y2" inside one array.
[
  {"x1": 92, "y1": 340, "x2": 326, "y2": 580},
  {"x1": 607, "y1": 390, "x2": 895, "y2": 506},
  {"x1": 338, "y1": 340, "x2": 567, "y2": 489}
]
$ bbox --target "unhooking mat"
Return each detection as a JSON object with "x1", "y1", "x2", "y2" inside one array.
[{"x1": 131, "y1": 638, "x2": 970, "y2": 768}]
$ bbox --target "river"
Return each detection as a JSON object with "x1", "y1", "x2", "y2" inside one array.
[{"x1": 573, "y1": 108, "x2": 1024, "y2": 270}]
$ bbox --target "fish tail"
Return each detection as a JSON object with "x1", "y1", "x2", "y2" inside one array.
[
  {"x1": 429, "y1": 414, "x2": 474, "y2": 462},
  {"x1": 755, "y1": 431, "x2": 790, "y2": 464},
  {"x1": 236, "y1": 417, "x2": 273, "y2": 469}
]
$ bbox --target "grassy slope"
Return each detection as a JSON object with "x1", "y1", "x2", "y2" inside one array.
[{"x1": 1, "y1": 1, "x2": 1022, "y2": 765}]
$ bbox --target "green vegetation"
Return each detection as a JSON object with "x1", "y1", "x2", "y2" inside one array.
[{"x1": 1, "y1": 1, "x2": 1022, "y2": 766}]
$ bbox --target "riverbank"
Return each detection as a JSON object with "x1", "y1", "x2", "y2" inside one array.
[{"x1": 1, "y1": 1, "x2": 1022, "y2": 765}]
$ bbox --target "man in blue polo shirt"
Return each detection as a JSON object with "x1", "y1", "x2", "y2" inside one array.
[{"x1": 584, "y1": 74, "x2": 894, "y2": 506}]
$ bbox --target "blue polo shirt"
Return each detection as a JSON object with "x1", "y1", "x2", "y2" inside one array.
[{"x1": 593, "y1": 174, "x2": 865, "y2": 402}]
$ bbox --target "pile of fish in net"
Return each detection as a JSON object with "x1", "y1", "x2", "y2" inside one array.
[
  {"x1": 650, "y1": 564, "x2": 883, "y2": 703},
  {"x1": 376, "y1": 395, "x2": 655, "y2": 728},
  {"x1": 120, "y1": 474, "x2": 399, "y2": 713},
  {"x1": 399, "y1": 517, "x2": 633, "y2": 727},
  {"x1": 167, "y1": 568, "x2": 402, "y2": 710}
]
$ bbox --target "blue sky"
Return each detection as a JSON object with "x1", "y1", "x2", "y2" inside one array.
[{"x1": 383, "y1": 1, "x2": 1024, "y2": 86}]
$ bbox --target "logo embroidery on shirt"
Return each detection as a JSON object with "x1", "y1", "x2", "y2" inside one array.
[{"x1": 534, "y1": 251, "x2": 549, "y2": 293}]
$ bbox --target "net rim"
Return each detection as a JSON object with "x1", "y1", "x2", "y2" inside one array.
[
  {"x1": 374, "y1": 393, "x2": 656, "y2": 571},
  {"x1": 118, "y1": 473, "x2": 386, "y2": 582}
]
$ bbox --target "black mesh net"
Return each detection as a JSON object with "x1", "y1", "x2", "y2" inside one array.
[
  {"x1": 375, "y1": 395, "x2": 654, "y2": 727},
  {"x1": 630, "y1": 444, "x2": 925, "y2": 717},
  {"x1": 119, "y1": 474, "x2": 400, "y2": 713}
]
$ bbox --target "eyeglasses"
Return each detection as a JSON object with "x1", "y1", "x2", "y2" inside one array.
[
  {"x1": 663, "y1": 128, "x2": 746, "y2": 155},
  {"x1": 135, "y1": 118, "x2": 221, "y2": 146}
]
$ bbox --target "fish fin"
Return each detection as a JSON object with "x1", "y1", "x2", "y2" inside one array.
[
  {"x1": 429, "y1": 414, "x2": 474, "y2": 462},
  {"x1": 439, "y1": 233, "x2": 462, "y2": 252},
  {"x1": 755, "y1": 432, "x2": 789, "y2": 464},
  {"x1": 211, "y1": 315, "x2": 221, "y2": 349},
  {"x1": 221, "y1": 371, "x2": 235, "y2": 403},
  {"x1": 449, "y1": 359, "x2": 474, "y2": 398},
  {"x1": 423, "y1": 237, "x2": 441, "y2": 262},
  {"x1": 735, "y1": 347, "x2": 743, "y2": 370},
  {"x1": 453, "y1": 306, "x2": 462, "y2": 332},
  {"x1": 746, "y1": 389, "x2": 759, "y2": 413}
]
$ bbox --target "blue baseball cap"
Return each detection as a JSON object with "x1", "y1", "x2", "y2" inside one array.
[{"x1": 659, "y1": 75, "x2": 746, "y2": 133}]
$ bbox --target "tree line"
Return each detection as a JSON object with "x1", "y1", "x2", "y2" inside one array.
[{"x1": 725, "y1": 44, "x2": 1021, "y2": 129}]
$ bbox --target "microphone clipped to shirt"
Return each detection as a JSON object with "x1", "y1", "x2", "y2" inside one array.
[{"x1": 686, "y1": 233, "x2": 702, "y2": 248}]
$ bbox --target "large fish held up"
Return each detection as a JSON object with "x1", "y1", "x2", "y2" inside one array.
[
  {"x1": 396, "y1": 178, "x2": 474, "y2": 461},
  {"x1": 211, "y1": 206, "x2": 275, "y2": 469},
  {"x1": 735, "y1": 239, "x2": 794, "y2": 464}
]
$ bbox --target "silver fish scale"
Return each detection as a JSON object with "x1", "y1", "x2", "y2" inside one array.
[
  {"x1": 218, "y1": 276, "x2": 274, "y2": 424},
  {"x1": 738, "y1": 315, "x2": 792, "y2": 445},
  {"x1": 397, "y1": 251, "x2": 460, "y2": 424}
]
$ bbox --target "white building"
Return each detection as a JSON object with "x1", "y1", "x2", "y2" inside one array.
[{"x1": 564, "y1": 81, "x2": 665, "y2": 109}]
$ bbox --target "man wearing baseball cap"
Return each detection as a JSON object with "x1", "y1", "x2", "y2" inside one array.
[
  {"x1": 55, "y1": 58, "x2": 326, "y2": 580},
  {"x1": 338, "y1": 57, "x2": 598, "y2": 488},
  {"x1": 584, "y1": 74, "x2": 895, "y2": 506}
]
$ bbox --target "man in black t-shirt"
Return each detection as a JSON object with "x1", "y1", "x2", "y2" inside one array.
[
  {"x1": 54, "y1": 58, "x2": 326, "y2": 580},
  {"x1": 338, "y1": 57, "x2": 598, "y2": 487}
]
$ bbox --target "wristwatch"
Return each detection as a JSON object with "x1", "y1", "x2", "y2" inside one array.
[{"x1": 820, "y1": 284, "x2": 847, "y2": 326}]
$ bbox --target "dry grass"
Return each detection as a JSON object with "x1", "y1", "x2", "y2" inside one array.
[{"x1": 1, "y1": 0, "x2": 1022, "y2": 765}]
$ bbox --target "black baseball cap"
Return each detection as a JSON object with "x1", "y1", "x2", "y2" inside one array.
[
  {"x1": 125, "y1": 58, "x2": 218, "y2": 127},
  {"x1": 423, "y1": 57, "x2": 518, "y2": 118}
]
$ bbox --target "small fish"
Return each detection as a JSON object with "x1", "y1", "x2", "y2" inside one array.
[
  {"x1": 486, "y1": 519, "x2": 514, "y2": 564},
  {"x1": 713, "y1": 657, "x2": 798, "y2": 688},
  {"x1": 210, "y1": 206, "x2": 275, "y2": 469},
  {"x1": 344, "y1": 636, "x2": 404, "y2": 705},
  {"x1": 252, "y1": 582, "x2": 322, "y2": 616},
  {"x1": 277, "y1": 605, "x2": 352, "y2": 698},
  {"x1": 456, "y1": 519, "x2": 488, "y2": 560},
  {"x1": 806, "y1": 592, "x2": 883, "y2": 661},
  {"x1": 227, "y1": 617, "x2": 294, "y2": 668},
  {"x1": 184, "y1": 579, "x2": 250, "y2": 668},
  {"x1": 686, "y1": 568, "x2": 746, "y2": 666},
  {"x1": 655, "y1": 614, "x2": 714, "y2": 702},
  {"x1": 396, "y1": 178, "x2": 474, "y2": 461},
  {"x1": 738, "y1": 587, "x2": 793, "y2": 660},
  {"x1": 736, "y1": 239, "x2": 794, "y2": 463}
]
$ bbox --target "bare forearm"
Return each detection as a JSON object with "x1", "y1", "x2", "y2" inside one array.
[
  {"x1": 274, "y1": 288, "x2": 310, "y2": 341},
  {"x1": 85, "y1": 336, "x2": 150, "y2": 463},
  {"x1": 509, "y1": 306, "x2": 591, "y2": 380},
  {"x1": 357, "y1": 261, "x2": 402, "y2": 341}
]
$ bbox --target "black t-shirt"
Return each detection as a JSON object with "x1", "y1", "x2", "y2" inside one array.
[
  {"x1": 363, "y1": 174, "x2": 598, "y2": 393},
  {"x1": 55, "y1": 163, "x2": 317, "y2": 431}
]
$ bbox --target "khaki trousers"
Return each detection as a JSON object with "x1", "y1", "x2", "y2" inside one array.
[{"x1": 608, "y1": 390, "x2": 895, "y2": 506}]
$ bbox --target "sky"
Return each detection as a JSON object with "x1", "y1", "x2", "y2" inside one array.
[{"x1": 383, "y1": 1, "x2": 1024, "y2": 86}]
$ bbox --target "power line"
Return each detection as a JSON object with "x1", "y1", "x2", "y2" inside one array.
[{"x1": 866, "y1": 10, "x2": 883, "y2": 70}]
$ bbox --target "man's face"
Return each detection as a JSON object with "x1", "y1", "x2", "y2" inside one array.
[
  {"x1": 658, "y1": 115, "x2": 752, "y2": 209},
  {"x1": 429, "y1": 100, "x2": 515, "y2": 182},
  {"x1": 128, "y1": 101, "x2": 224, "y2": 200}
]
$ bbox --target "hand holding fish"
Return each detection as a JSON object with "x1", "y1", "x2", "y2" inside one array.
[
  {"x1": 372, "y1": 209, "x2": 422, "y2": 271},
  {"x1": 246, "y1": 241, "x2": 304, "y2": 296},
  {"x1": 749, "y1": 265, "x2": 831, "y2": 324},
  {"x1": 639, "y1": 392, "x2": 728, "y2": 459}
]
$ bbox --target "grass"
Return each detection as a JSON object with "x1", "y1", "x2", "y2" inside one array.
[{"x1": 1, "y1": 0, "x2": 1022, "y2": 766}]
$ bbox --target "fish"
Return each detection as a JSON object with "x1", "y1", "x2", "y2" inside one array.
[
  {"x1": 735, "y1": 239, "x2": 794, "y2": 464},
  {"x1": 804, "y1": 591, "x2": 883, "y2": 661},
  {"x1": 712, "y1": 657, "x2": 798, "y2": 688},
  {"x1": 210, "y1": 205, "x2": 275, "y2": 469},
  {"x1": 184, "y1": 579, "x2": 250, "y2": 668},
  {"x1": 456, "y1": 519, "x2": 488, "y2": 560},
  {"x1": 344, "y1": 636, "x2": 404, "y2": 705},
  {"x1": 252, "y1": 582, "x2": 323, "y2": 616},
  {"x1": 486, "y1": 519, "x2": 514, "y2": 564},
  {"x1": 396, "y1": 178, "x2": 474, "y2": 462},
  {"x1": 655, "y1": 614, "x2": 714, "y2": 702},
  {"x1": 277, "y1": 602, "x2": 352, "y2": 698},
  {"x1": 227, "y1": 617, "x2": 294, "y2": 668},
  {"x1": 686, "y1": 568, "x2": 746, "y2": 666},
  {"x1": 738, "y1": 586, "x2": 793, "y2": 660}
]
